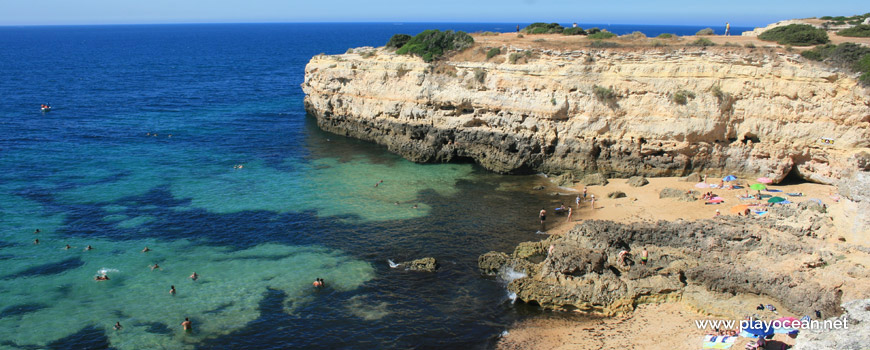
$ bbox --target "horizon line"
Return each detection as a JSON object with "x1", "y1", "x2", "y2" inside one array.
[{"x1": 0, "y1": 20, "x2": 766, "y2": 28}]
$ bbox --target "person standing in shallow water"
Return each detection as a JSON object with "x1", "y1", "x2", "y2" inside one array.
[
  {"x1": 190, "y1": 272, "x2": 198, "y2": 281},
  {"x1": 181, "y1": 317, "x2": 192, "y2": 332},
  {"x1": 539, "y1": 208, "x2": 547, "y2": 231}
]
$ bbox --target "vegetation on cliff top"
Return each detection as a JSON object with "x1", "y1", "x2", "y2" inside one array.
[
  {"x1": 802, "y1": 42, "x2": 870, "y2": 85},
  {"x1": 819, "y1": 13, "x2": 870, "y2": 27},
  {"x1": 837, "y1": 24, "x2": 870, "y2": 37},
  {"x1": 522, "y1": 22, "x2": 589, "y2": 36},
  {"x1": 390, "y1": 30, "x2": 474, "y2": 62},
  {"x1": 758, "y1": 24, "x2": 829, "y2": 46}
]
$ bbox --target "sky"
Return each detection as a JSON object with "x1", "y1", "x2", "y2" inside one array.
[{"x1": 0, "y1": 0, "x2": 867, "y2": 26}]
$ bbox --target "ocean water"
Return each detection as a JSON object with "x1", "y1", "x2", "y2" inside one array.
[{"x1": 0, "y1": 23, "x2": 753, "y2": 350}]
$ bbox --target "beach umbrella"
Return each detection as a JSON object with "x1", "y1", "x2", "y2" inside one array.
[
  {"x1": 695, "y1": 182, "x2": 709, "y2": 188},
  {"x1": 730, "y1": 204, "x2": 750, "y2": 214},
  {"x1": 750, "y1": 183, "x2": 767, "y2": 191},
  {"x1": 723, "y1": 175, "x2": 737, "y2": 182},
  {"x1": 768, "y1": 196, "x2": 786, "y2": 203},
  {"x1": 744, "y1": 321, "x2": 775, "y2": 338},
  {"x1": 757, "y1": 177, "x2": 773, "y2": 184}
]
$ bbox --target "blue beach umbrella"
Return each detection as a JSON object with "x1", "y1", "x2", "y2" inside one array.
[
  {"x1": 723, "y1": 175, "x2": 737, "y2": 182},
  {"x1": 744, "y1": 321, "x2": 775, "y2": 338}
]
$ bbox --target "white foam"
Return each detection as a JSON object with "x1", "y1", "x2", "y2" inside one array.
[
  {"x1": 507, "y1": 292, "x2": 518, "y2": 304},
  {"x1": 498, "y1": 266, "x2": 527, "y2": 283},
  {"x1": 387, "y1": 259, "x2": 399, "y2": 268},
  {"x1": 97, "y1": 268, "x2": 119, "y2": 275}
]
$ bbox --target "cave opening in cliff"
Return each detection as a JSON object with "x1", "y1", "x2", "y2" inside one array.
[{"x1": 778, "y1": 164, "x2": 806, "y2": 185}]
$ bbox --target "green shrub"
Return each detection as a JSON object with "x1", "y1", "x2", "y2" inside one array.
[
  {"x1": 386, "y1": 34, "x2": 412, "y2": 49},
  {"x1": 517, "y1": 34, "x2": 524, "y2": 38},
  {"x1": 588, "y1": 31, "x2": 616, "y2": 39},
  {"x1": 838, "y1": 24, "x2": 870, "y2": 37},
  {"x1": 563, "y1": 27, "x2": 586, "y2": 35},
  {"x1": 550, "y1": 97, "x2": 557, "y2": 105},
  {"x1": 710, "y1": 86, "x2": 736, "y2": 114},
  {"x1": 723, "y1": 42, "x2": 738, "y2": 47},
  {"x1": 587, "y1": 27, "x2": 601, "y2": 35},
  {"x1": 395, "y1": 30, "x2": 474, "y2": 62},
  {"x1": 860, "y1": 72, "x2": 870, "y2": 85},
  {"x1": 509, "y1": 53, "x2": 521, "y2": 64},
  {"x1": 689, "y1": 38, "x2": 716, "y2": 47},
  {"x1": 476, "y1": 31, "x2": 500, "y2": 36},
  {"x1": 657, "y1": 33, "x2": 675, "y2": 39},
  {"x1": 621, "y1": 31, "x2": 647, "y2": 39},
  {"x1": 473, "y1": 68, "x2": 486, "y2": 83},
  {"x1": 744, "y1": 42, "x2": 756, "y2": 48},
  {"x1": 486, "y1": 47, "x2": 501, "y2": 59},
  {"x1": 758, "y1": 24, "x2": 829, "y2": 46},
  {"x1": 856, "y1": 55, "x2": 870, "y2": 73},
  {"x1": 671, "y1": 90, "x2": 696, "y2": 105},
  {"x1": 695, "y1": 28, "x2": 715, "y2": 36},
  {"x1": 523, "y1": 22, "x2": 564, "y2": 34},
  {"x1": 592, "y1": 85, "x2": 617, "y2": 103},
  {"x1": 652, "y1": 40, "x2": 668, "y2": 47},
  {"x1": 589, "y1": 40, "x2": 620, "y2": 48},
  {"x1": 346, "y1": 48, "x2": 354, "y2": 54},
  {"x1": 820, "y1": 16, "x2": 833, "y2": 20}
]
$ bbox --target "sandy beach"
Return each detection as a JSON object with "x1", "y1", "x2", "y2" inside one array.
[{"x1": 497, "y1": 175, "x2": 857, "y2": 350}]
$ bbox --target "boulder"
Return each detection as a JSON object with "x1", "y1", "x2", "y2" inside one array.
[
  {"x1": 478, "y1": 251, "x2": 509, "y2": 275},
  {"x1": 552, "y1": 173, "x2": 575, "y2": 187},
  {"x1": 608, "y1": 191, "x2": 627, "y2": 199},
  {"x1": 403, "y1": 257, "x2": 439, "y2": 272},
  {"x1": 793, "y1": 299, "x2": 870, "y2": 350},
  {"x1": 684, "y1": 173, "x2": 702, "y2": 182},
  {"x1": 512, "y1": 241, "x2": 547, "y2": 259},
  {"x1": 627, "y1": 176, "x2": 649, "y2": 187},
  {"x1": 581, "y1": 173, "x2": 609, "y2": 186},
  {"x1": 659, "y1": 188, "x2": 698, "y2": 201}
]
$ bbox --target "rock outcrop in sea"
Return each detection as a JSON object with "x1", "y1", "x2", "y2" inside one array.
[{"x1": 477, "y1": 202, "x2": 866, "y2": 319}]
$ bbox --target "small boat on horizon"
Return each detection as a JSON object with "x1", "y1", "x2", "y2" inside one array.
[{"x1": 41, "y1": 104, "x2": 52, "y2": 112}]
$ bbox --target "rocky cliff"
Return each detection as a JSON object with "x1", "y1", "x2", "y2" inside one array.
[
  {"x1": 477, "y1": 202, "x2": 869, "y2": 319},
  {"x1": 302, "y1": 44, "x2": 869, "y2": 186}
]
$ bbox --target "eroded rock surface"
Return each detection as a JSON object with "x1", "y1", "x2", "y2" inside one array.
[
  {"x1": 478, "y1": 202, "x2": 868, "y2": 317},
  {"x1": 303, "y1": 46, "x2": 869, "y2": 185}
]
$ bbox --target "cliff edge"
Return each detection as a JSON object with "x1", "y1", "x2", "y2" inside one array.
[{"x1": 303, "y1": 42, "x2": 869, "y2": 185}]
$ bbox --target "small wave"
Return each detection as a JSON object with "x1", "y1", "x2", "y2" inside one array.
[
  {"x1": 507, "y1": 292, "x2": 517, "y2": 304},
  {"x1": 535, "y1": 230, "x2": 549, "y2": 235},
  {"x1": 498, "y1": 266, "x2": 527, "y2": 284},
  {"x1": 97, "y1": 268, "x2": 119, "y2": 275},
  {"x1": 500, "y1": 330, "x2": 510, "y2": 337},
  {"x1": 387, "y1": 259, "x2": 399, "y2": 268}
]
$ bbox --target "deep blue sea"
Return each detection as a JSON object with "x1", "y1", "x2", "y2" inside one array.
[{"x1": 0, "y1": 22, "x2": 754, "y2": 350}]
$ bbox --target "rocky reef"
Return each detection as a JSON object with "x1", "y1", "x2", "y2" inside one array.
[
  {"x1": 477, "y1": 201, "x2": 869, "y2": 318},
  {"x1": 302, "y1": 44, "x2": 869, "y2": 186},
  {"x1": 399, "y1": 257, "x2": 439, "y2": 272}
]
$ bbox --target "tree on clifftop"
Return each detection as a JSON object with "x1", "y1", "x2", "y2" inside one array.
[{"x1": 394, "y1": 30, "x2": 474, "y2": 62}]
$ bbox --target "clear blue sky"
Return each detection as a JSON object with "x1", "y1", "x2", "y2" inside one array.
[{"x1": 1, "y1": 0, "x2": 866, "y2": 26}]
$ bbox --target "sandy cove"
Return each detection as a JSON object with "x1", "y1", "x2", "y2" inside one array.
[{"x1": 493, "y1": 176, "x2": 869, "y2": 350}]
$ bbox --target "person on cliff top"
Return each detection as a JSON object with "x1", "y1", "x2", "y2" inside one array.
[
  {"x1": 725, "y1": 22, "x2": 731, "y2": 36},
  {"x1": 539, "y1": 208, "x2": 547, "y2": 231}
]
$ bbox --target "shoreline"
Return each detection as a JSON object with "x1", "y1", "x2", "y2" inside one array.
[{"x1": 494, "y1": 175, "x2": 868, "y2": 350}]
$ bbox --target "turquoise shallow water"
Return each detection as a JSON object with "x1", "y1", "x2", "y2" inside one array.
[{"x1": 0, "y1": 23, "x2": 572, "y2": 349}]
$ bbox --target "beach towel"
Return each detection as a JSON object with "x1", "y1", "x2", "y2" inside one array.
[
  {"x1": 737, "y1": 195, "x2": 753, "y2": 200},
  {"x1": 786, "y1": 193, "x2": 803, "y2": 197},
  {"x1": 753, "y1": 211, "x2": 767, "y2": 216},
  {"x1": 703, "y1": 335, "x2": 737, "y2": 349},
  {"x1": 766, "y1": 189, "x2": 782, "y2": 193}
]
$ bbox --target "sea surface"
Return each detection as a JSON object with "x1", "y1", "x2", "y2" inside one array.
[{"x1": 0, "y1": 22, "x2": 753, "y2": 350}]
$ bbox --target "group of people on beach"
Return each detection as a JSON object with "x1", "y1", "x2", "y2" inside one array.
[{"x1": 539, "y1": 187, "x2": 597, "y2": 232}]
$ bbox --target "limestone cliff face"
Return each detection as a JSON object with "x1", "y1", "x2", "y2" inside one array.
[{"x1": 302, "y1": 46, "x2": 870, "y2": 184}]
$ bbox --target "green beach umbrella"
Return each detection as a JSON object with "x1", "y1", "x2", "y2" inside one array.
[
  {"x1": 750, "y1": 183, "x2": 767, "y2": 191},
  {"x1": 768, "y1": 196, "x2": 786, "y2": 203}
]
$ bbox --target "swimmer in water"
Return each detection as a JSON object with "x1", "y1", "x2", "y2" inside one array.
[
  {"x1": 313, "y1": 278, "x2": 323, "y2": 288},
  {"x1": 151, "y1": 263, "x2": 160, "y2": 271},
  {"x1": 95, "y1": 275, "x2": 109, "y2": 281},
  {"x1": 181, "y1": 317, "x2": 192, "y2": 331},
  {"x1": 64, "y1": 244, "x2": 71, "y2": 250},
  {"x1": 190, "y1": 272, "x2": 198, "y2": 281},
  {"x1": 170, "y1": 285, "x2": 176, "y2": 295},
  {"x1": 34, "y1": 239, "x2": 39, "y2": 245},
  {"x1": 34, "y1": 229, "x2": 41, "y2": 234},
  {"x1": 142, "y1": 247, "x2": 150, "y2": 252},
  {"x1": 412, "y1": 204, "x2": 418, "y2": 209},
  {"x1": 114, "y1": 322, "x2": 122, "y2": 330},
  {"x1": 318, "y1": 278, "x2": 325, "y2": 287},
  {"x1": 85, "y1": 245, "x2": 93, "y2": 251}
]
